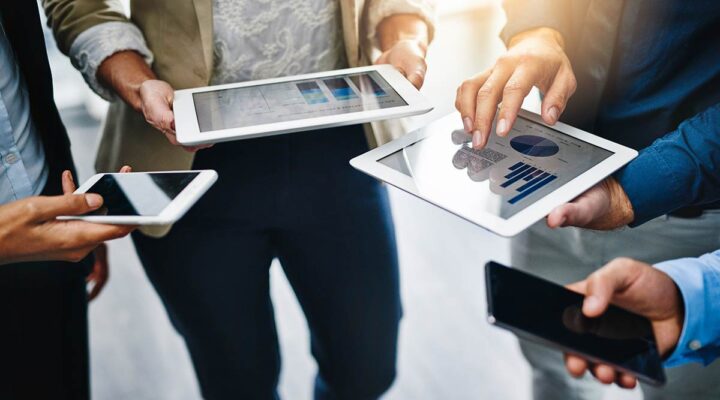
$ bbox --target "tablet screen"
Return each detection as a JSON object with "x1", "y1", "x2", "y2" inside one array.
[
  {"x1": 193, "y1": 71, "x2": 407, "y2": 132},
  {"x1": 85, "y1": 172, "x2": 199, "y2": 216},
  {"x1": 378, "y1": 116, "x2": 613, "y2": 219}
]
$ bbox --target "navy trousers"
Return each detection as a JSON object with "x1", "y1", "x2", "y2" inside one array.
[{"x1": 132, "y1": 125, "x2": 401, "y2": 400}]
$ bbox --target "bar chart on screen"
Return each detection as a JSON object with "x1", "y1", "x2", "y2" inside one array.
[{"x1": 501, "y1": 161, "x2": 557, "y2": 205}]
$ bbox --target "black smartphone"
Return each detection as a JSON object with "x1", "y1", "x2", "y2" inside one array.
[{"x1": 485, "y1": 261, "x2": 666, "y2": 386}]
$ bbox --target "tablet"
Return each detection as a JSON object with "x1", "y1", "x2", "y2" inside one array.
[
  {"x1": 485, "y1": 261, "x2": 665, "y2": 386},
  {"x1": 59, "y1": 170, "x2": 218, "y2": 225},
  {"x1": 350, "y1": 110, "x2": 638, "y2": 237},
  {"x1": 174, "y1": 65, "x2": 434, "y2": 145}
]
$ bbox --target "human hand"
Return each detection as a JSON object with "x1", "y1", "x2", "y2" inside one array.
[
  {"x1": 564, "y1": 258, "x2": 683, "y2": 388},
  {"x1": 546, "y1": 177, "x2": 635, "y2": 230},
  {"x1": 138, "y1": 79, "x2": 212, "y2": 153},
  {"x1": 455, "y1": 27, "x2": 576, "y2": 148},
  {"x1": 0, "y1": 172, "x2": 136, "y2": 265},
  {"x1": 375, "y1": 39, "x2": 428, "y2": 89},
  {"x1": 63, "y1": 167, "x2": 131, "y2": 301}
]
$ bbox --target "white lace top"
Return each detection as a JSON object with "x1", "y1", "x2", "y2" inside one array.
[
  {"x1": 69, "y1": 0, "x2": 435, "y2": 100},
  {"x1": 211, "y1": 0, "x2": 347, "y2": 85}
]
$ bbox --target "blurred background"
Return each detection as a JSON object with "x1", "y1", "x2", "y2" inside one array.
[{"x1": 42, "y1": 0, "x2": 638, "y2": 398}]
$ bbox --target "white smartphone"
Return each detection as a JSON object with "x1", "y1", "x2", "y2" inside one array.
[{"x1": 59, "y1": 170, "x2": 218, "y2": 225}]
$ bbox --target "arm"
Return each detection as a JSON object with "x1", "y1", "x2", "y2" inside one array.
[
  {"x1": 548, "y1": 103, "x2": 720, "y2": 229},
  {"x1": 563, "y1": 253, "x2": 720, "y2": 388},
  {"x1": 367, "y1": 0, "x2": 435, "y2": 89}
]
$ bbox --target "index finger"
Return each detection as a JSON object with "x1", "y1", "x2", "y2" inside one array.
[
  {"x1": 496, "y1": 66, "x2": 541, "y2": 136},
  {"x1": 473, "y1": 65, "x2": 514, "y2": 148},
  {"x1": 61, "y1": 221, "x2": 137, "y2": 244}
]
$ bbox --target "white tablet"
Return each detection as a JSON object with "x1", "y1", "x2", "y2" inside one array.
[
  {"x1": 59, "y1": 170, "x2": 218, "y2": 225},
  {"x1": 174, "y1": 65, "x2": 434, "y2": 145},
  {"x1": 350, "y1": 110, "x2": 638, "y2": 237}
]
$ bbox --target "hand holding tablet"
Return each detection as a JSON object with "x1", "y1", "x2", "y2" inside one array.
[
  {"x1": 173, "y1": 65, "x2": 433, "y2": 145},
  {"x1": 351, "y1": 109, "x2": 637, "y2": 236}
]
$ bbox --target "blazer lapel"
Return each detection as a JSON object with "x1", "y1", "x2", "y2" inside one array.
[{"x1": 192, "y1": 0, "x2": 214, "y2": 80}]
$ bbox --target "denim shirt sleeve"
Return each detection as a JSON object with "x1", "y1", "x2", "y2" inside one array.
[
  {"x1": 615, "y1": 103, "x2": 720, "y2": 226},
  {"x1": 655, "y1": 250, "x2": 720, "y2": 367},
  {"x1": 69, "y1": 21, "x2": 153, "y2": 101}
]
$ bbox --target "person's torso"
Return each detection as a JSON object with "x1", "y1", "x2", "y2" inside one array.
[
  {"x1": 210, "y1": 0, "x2": 347, "y2": 85},
  {"x1": 0, "y1": 21, "x2": 47, "y2": 204},
  {"x1": 594, "y1": 0, "x2": 720, "y2": 150}
]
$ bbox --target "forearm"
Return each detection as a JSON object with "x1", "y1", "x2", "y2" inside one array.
[
  {"x1": 616, "y1": 103, "x2": 720, "y2": 225},
  {"x1": 97, "y1": 51, "x2": 157, "y2": 112},
  {"x1": 500, "y1": 0, "x2": 571, "y2": 48},
  {"x1": 376, "y1": 14, "x2": 429, "y2": 53}
]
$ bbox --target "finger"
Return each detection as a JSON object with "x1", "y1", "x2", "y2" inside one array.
[
  {"x1": 496, "y1": 67, "x2": 540, "y2": 136},
  {"x1": 474, "y1": 65, "x2": 514, "y2": 148},
  {"x1": 401, "y1": 58, "x2": 427, "y2": 89},
  {"x1": 564, "y1": 354, "x2": 588, "y2": 378},
  {"x1": 61, "y1": 170, "x2": 77, "y2": 194},
  {"x1": 456, "y1": 70, "x2": 491, "y2": 134},
  {"x1": 547, "y1": 202, "x2": 594, "y2": 229},
  {"x1": 566, "y1": 280, "x2": 588, "y2": 294},
  {"x1": 30, "y1": 194, "x2": 104, "y2": 221},
  {"x1": 144, "y1": 95, "x2": 175, "y2": 134},
  {"x1": 541, "y1": 64, "x2": 577, "y2": 125},
  {"x1": 591, "y1": 364, "x2": 617, "y2": 385},
  {"x1": 617, "y1": 373, "x2": 638, "y2": 389},
  {"x1": 87, "y1": 245, "x2": 109, "y2": 301},
  {"x1": 119, "y1": 165, "x2": 132, "y2": 173},
  {"x1": 58, "y1": 221, "x2": 136, "y2": 245},
  {"x1": 582, "y1": 270, "x2": 623, "y2": 318}
]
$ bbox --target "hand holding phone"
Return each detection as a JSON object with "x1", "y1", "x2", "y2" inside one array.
[{"x1": 485, "y1": 261, "x2": 667, "y2": 386}]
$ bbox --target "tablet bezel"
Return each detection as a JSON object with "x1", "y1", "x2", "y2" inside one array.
[
  {"x1": 59, "y1": 170, "x2": 218, "y2": 225},
  {"x1": 174, "y1": 65, "x2": 434, "y2": 145},
  {"x1": 350, "y1": 110, "x2": 638, "y2": 237}
]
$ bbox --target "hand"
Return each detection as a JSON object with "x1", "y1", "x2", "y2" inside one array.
[
  {"x1": 0, "y1": 172, "x2": 136, "y2": 265},
  {"x1": 564, "y1": 258, "x2": 684, "y2": 388},
  {"x1": 375, "y1": 14, "x2": 430, "y2": 90},
  {"x1": 63, "y1": 167, "x2": 131, "y2": 301},
  {"x1": 97, "y1": 51, "x2": 211, "y2": 153},
  {"x1": 375, "y1": 39, "x2": 428, "y2": 89},
  {"x1": 546, "y1": 177, "x2": 635, "y2": 230},
  {"x1": 455, "y1": 27, "x2": 576, "y2": 148},
  {"x1": 138, "y1": 79, "x2": 212, "y2": 153}
]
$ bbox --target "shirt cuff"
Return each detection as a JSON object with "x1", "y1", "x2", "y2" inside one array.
[
  {"x1": 655, "y1": 253, "x2": 720, "y2": 367},
  {"x1": 69, "y1": 22, "x2": 154, "y2": 102},
  {"x1": 366, "y1": 0, "x2": 437, "y2": 61},
  {"x1": 615, "y1": 145, "x2": 681, "y2": 226}
]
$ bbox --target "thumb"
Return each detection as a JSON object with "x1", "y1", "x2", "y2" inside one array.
[
  {"x1": 30, "y1": 193, "x2": 104, "y2": 221},
  {"x1": 582, "y1": 272, "x2": 616, "y2": 318}
]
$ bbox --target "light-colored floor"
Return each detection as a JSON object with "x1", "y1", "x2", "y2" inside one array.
[{"x1": 46, "y1": 4, "x2": 639, "y2": 399}]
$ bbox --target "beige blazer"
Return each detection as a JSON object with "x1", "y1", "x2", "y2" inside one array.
[{"x1": 43, "y1": 0, "x2": 436, "y2": 174}]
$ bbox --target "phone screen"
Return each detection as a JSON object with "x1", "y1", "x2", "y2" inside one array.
[
  {"x1": 84, "y1": 172, "x2": 199, "y2": 216},
  {"x1": 485, "y1": 262, "x2": 665, "y2": 385}
]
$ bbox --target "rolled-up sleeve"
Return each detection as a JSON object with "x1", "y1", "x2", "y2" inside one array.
[
  {"x1": 655, "y1": 250, "x2": 720, "y2": 367},
  {"x1": 69, "y1": 22, "x2": 154, "y2": 101},
  {"x1": 366, "y1": 0, "x2": 437, "y2": 48}
]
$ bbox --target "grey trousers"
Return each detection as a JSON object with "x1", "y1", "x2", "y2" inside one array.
[{"x1": 511, "y1": 211, "x2": 720, "y2": 400}]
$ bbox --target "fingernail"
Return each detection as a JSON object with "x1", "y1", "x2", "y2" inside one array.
[
  {"x1": 584, "y1": 296, "x2": 602, "y2": 314},
  {"x1": 66, "y1": 171, "x2": 74, "y2": 183},
  {"x1": 496, "y1": 119, "x2": 508, "y2": 135},
  {"x1": 463, "y1": 117, "x2": 473, "y2": 132},
  {"x1": 548, "y1": 106, "x2": 560, "y2": 123},
  {"x1": 86, "y1": 194, "x2": 103, "y2": 208},
  {"x1": 472, "y1": 131, "x2": 482, "y2": 148},
  {"x1": 559, "y1": 216, "x2": 567, "y2": 227}
]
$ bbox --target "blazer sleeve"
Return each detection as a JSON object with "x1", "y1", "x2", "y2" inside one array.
[
  {"x1": 365, "y1": 0, "x2": 438, "y2": 48},
  {"x1": 500, "y1": 0, "x2": 573, "y2": 46},
  {"x1": 41, "y1": 0, "x2": 129, "y2": 55}
]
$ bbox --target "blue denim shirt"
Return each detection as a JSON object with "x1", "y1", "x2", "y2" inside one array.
[
  {"x1": 0, "y1": 21, "x2": 47, "y2": 203},
  {"x1": 655, "y1": 251, "x2": 720, "y2": 367}
]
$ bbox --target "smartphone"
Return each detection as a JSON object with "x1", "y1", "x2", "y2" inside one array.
[
  {"x1": 485, "y1": 261, "x2": 666, "y2": 386},
  {"x1": 58, "y1": 170, "x2": 218, "y2": 225}
]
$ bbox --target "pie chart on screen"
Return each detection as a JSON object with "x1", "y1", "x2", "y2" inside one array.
[{"x1": 510, "y1": 135, "x2": 560, "y2": 157}]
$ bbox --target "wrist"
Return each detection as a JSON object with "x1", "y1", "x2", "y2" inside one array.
[
  {"x1": 97, "y1": 50, "x2": 156, "y2": 112},
  {"x1": 377, "y1": 15, "x2": 429, "y2": 54},
  {"x1": 607, "y1": 177, "x2": 635, "y2": 226},
  {"x1": 509, "y1": 27, "x2": 565, "y2": 50}
]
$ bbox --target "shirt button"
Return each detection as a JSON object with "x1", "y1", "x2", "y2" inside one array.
[
  {"x1": 689, "y1": 340, "x2": 702, "y2": 351},
  {"x1": 4, "y1": 152, "x2": 19, "y2": 164}
]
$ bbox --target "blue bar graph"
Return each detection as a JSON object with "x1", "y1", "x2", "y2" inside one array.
[
  {"x1": 509, "y1": 162, "x2": 524, "y2": 171},
  {"x1": 509, "y1": 175, "x2": 558, "y2": 204},
  {"x1": 504, "y1": 164, "x2": 531, "y2": 179},
  {"x1": 518, "y1": 172, "x2": 550, "y2": 191},
  {"x1": 501, "y1": 167, "x2": 537, "y2": 188},
  {"x1": 523, "y1": 170, "x2": 543, "y2": 181}
]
